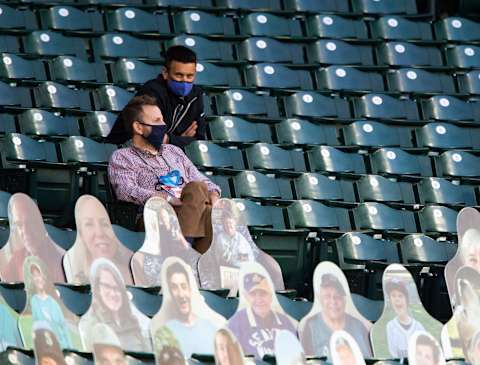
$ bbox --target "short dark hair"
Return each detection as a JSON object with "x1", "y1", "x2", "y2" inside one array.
[
  {"x1": 165, "y1": 45, "x2": 197, "y2": 69},
  {"x1": 166, "y1": 262, "x2": 190, "y2": 287},
  {"x1": 416, "y1": 334, "x2": 440, "y2": 363},
  {"x1": 120, "y1": 95, "x2": 158, "y2": 136}
]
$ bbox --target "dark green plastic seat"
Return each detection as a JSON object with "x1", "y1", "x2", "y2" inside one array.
[
  {"x1": 0, "y1": 114, "x2": 16, "y2": 135},
  {"x1": 45, "y1": 224, "x2": 76, "y2": 251},
  {"x1": 111, "y1": 58, "x2": 160, "y2": 86},
  {"x1": 173, "y1": 10, "x2": 234, "y2": 36},
  {"x1": 0, "y1": 191, "x2": 11, "y2": 222},
  {"x1": 277, "y1": 295, "x2": 312, "y2": 321},
  {"x1": 307, "y1": 39, "x2": 374, "y2": 65},
  {"x1": 434, "y1": 150, "x2": 480, "y2": 178},
  {"x1": 59, "y1": 136, "x2": 116, "y2": 165},
  {"x1": 208, "y1": 174, "x2": 231, "y2": 198},
  {"x1": 446, "y1": 44, "x2": 480, "y2": 69},
  {"x1": 434, "y1": 17, "x2": 480, "y2": 42},
  {"x1": 237, "y1": 37, "x2": 304, "y2": 64},
  {"x1": 415, "y1": 122, "x2": 480, "y2": 150},
  {"x1": 216, "y1": 0, "x2": 281, "y2": 10},
  {"x1": 33, "y1": 82, "x2": 91, "y2": 110},
  {"x1": 214, "y1": 89, "x2": 279, "y2": 118},
  {"x1": 283, "y1": 0, "x2": 349, "y2": 13},
  {"x1": 92, "y1": 85, "x2": 134, "y2": 112},
  {"x1": 112, "y1": 224, "x2": 145, "y2": 252},
  {"x1": 420, "y1": 95, "x2": 480, "y2": 122},
  {"x1": 24, "y1": 31, "x2": 87, "y2": 59},
  {"x1": 54, "y1": 284, "x2": 90, "y2": 316},
  {"x1": 306, "y1": 14, "x2": 367, "y2": 39},
  {"x1": 208, "y1": 116, "x2": 272, "y2": 144},
  {"x1": 457, "y1": 70, "x2": 480, "y2": 95},
  {"x1": 351, "y1": 0, "x2": 418, "y2": 15},
  {"x1": 239, "y1": 12, "x2": 303, "y2": 38},
  {"x1": 342, "y1": 120, "x2": 412, "y2": 148},
  {"x1": 82, "y1": 112, "x2": 117, "y2": 140},
  {"x1": 0, "y1": 36, "x2": 20, "y2": 54},
  {"x1": 292, "y1": 173, "x2": 355, "y2": 204},
  {"x1": 185, "y1": 140, "x2": 244, "y2": 171},
  {"x1": 244, "y1": 63, "x2": 313, "y2": 90},
  {"x1": 371, "y1": 16, "x2": 433, "y2": 41},
  {"x1": 316, "y1": 66, "x2": 384, "y2": 93},
  {"x1": 18, "y1": 109, "x2": 80, "y2": 138},
  {"x1": 0, "y1": 4, "x2": 37, "y2": 31},
  {"x1": 386, "y1": 68, "x2": 455, "y2": 94},
  {"x1": 200, "y1": 290, "x2": 238, "y2": 319},
  {"x1": 274, "y1": 119, "x2": 337, "y2": 146},
  {"x1": 244, "y1": 143, "x2": 306, "y2": 173},
  {"x1": 377, "y1": 42, "x2": 443, "y2": 67},
  {"x1": 0, "y1": 53, "x2": 46, "y2": 82},
  {"x1": 370, "y1": 148, "x2": 432, "y2": 178},
  {"x1": 126, "y1": 287, "x2": 162, "y2": 317},
  {"x1": 351, "y1": 293, "x2": 383, "y2": 322},
  {"x1": 353, "y1": 202, "x2": 417, "y2": 233},
  {"x1": 166, "y1": 35, "x2": 234, "y2": 62},
  {"x1": 355, "y1": 174, "x2": 416, "y2": 206},
  {"x1": 417, "y1": 177, "x2": 477, "y2": 206},
  {"x1": 282, "y1": 91, "x2": 350, "y2": 120},
  {"x1": 40, "y1": 6, "x2": 103, "y2": 32},
  {"x1": 194, "y1": 62, "x2": 242, "y2": 89},
  {"x1": 307, "y1": 146, "x2": 366, "y2": 175},
  {"x1": 400, "y1": 234, "x2": 456, "y2": 267},
  {"x1": 49, "y1": 56, "x2": 108, "y2": 84},
  {"x1": 0, "y1": 81, "x2": 31, "y2": 108},
  {"x1": 105, "y1": 7, "x2": 170, "y2": 34},
  {"x1": 145, "y1": 0, "x2": 212, "y2": 6},
  {"x1": 352, "y1": 92, "x2": 419, "y2": 121},
  {"x1": 232, "y1": 170, "x2": 293, "y2": 200},
  {"x1": 93, "y1": 33, "x2": 162, "y2": 61}
]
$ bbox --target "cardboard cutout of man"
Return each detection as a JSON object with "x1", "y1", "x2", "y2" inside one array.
[
  {"x1": 152, "y1": 325, "x2": 187, "y2": 365},
  {"x1": 92, "y1": 323, "x2": 128, "y2": 365},
  {"x1": 330, "y1": 331, "x2": 366, "y2": 365},
  {"x1": 408, "y1": 332, "x2": 446, "y2": 365}
]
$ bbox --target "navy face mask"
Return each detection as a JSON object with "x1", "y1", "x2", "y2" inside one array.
[
  {"x1": 140, "y1": 123, "x2": 168, "y2": 149},
  {"x1": 167, "y1": 79, "x2": 193, "y2": 97}
]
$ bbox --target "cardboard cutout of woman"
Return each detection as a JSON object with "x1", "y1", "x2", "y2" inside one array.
[
  {"x1": 63, "y1": 195, "x2": 133, "y2": 285},
  {"x1": 227, "y1": 262, "x2": 297, "y2": 359},
  {"x1": 19, "y1": 256, "x2": 82, "y2": 350},
  {"x1": 330, "y1": 331, "x2": 366, "y2": 365},
  {"x1": 408, "y1": 331, "x2": 446, "y2": 365},
  {"x1": 92, "y1": 323, "x2": 129, "y2": 365},
  {"x1": 370, "y1": 264, "x2": 443, "y2": 359},
  {"x1": 0, "y1": 193, "x2": 65, "y2": 283},
  {"x1": 32, "y1": 321, "x2": 67, "y2": 365},
  {"x1": 299, "y1": 261, "x2": 372, "y2": 359},
  {"x1": 131, "y1": 197, "x2": 200, "y2": 287},
  {"x1": 274, "y1": 330, "x2": 306, "y2": 365},
  {"x1": 151, "y1": 257, "x2": 226, "y2": 358},
  {"x1": 198, "y1": 199, "x2": 284, "y2": 294},
  {"x1": 79, "y1": 258, "x2": 151, "y2": 352},
  {"x1": 0, "y1": 292, "x2": 22, "y2": 351},
  {"x1": 215, "y1": 328, "x2": 245, "y2": 365}
]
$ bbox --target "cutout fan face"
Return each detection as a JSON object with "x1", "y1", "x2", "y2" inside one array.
[
  {"x1": 330, "y1": 331, "x2": 366, "y2": 365},
  {"x1": 408, "y1": 331, "x2": 446, "y2": 365}
]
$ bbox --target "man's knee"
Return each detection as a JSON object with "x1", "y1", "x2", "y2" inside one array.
[{"x1": 183, "y1": 181, "x2": 208, "y2": 194}]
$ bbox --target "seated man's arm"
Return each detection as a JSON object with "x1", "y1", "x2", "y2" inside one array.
[{"x1": 168, "y1": 100, "x2": 206, "y2": 148}]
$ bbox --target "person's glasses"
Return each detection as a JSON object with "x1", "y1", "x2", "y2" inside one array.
[{"x1": 99, "y1": 281, "x2": 121, "y2": 293}]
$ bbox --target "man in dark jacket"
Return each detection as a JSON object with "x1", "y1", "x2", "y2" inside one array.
[{"x1": 106, "y1": 46, "x2": 205, "y2": 148}]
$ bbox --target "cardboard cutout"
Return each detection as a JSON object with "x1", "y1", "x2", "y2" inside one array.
[
  {"x1": 131, "y1": 197, "x2": 200, "y2": 287},
  {"x1": 198, "y1": 199, "x2": 284, "y2": 294},
  {"x1": 215, "y1": 328, "x2": 245, "y2": 365},
  {"x1": 151, "y1": 257, "x2": 226, "y2": 358},
  {"x1": 408, "y1": 331, "x2": 446, "y2": 365},
  {"x1": 0, "y1": 291, "x2": 22, "y2": 351},
  {"x1": 274, "y1": 330, "x2": 306, "y2": 365},
  {"x1": 227, "y1": 262, "x2": 297, "y2": 359},
  {"x1": 299, "y1": 261, "x2": 372, "y2": 359},
  {"x1": 445, "y1": 207, "x2": 480, "y2": 309},
  {"x1": 0, "y1": 193, "x2": 65, "y2": 283},
  {"x1": 19, "y1": 256, "x2": 82, "y2": 350},
  {"x1": 64, "y1": 195, "x2": 133, "y2": 285},
  {"x1": 469, "y1": 329, "x2": 480, "y2": 365},
  {"x1": 370, "y1": 264, "x2": 443, "y2": 359},
  {"x1": 152, "y1": 325, "x2": 187, "y2": 365},
  {"x1": 330, "y1": 331, "x2": 366, "y2": 365},
  {"x1": 32, "y1": 321, "x2": 67, "y2": 365},
  {"x1": 79, "y1": 258, "x2": 151, "y2": 352},
  {"x1": 92, "y1": 323, "x2": 129, "y2": 365}
]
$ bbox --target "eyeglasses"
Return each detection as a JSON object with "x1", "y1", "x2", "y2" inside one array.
[{"x1": 99, "y1": 281, "x2": 121, "y2": 293}]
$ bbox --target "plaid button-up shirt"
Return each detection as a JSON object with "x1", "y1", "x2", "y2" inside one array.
[{"x1": 108, "y1": 144, "x2": 220, "y2": 205}]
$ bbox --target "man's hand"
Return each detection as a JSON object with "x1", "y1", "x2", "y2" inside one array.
[
  {"x1": 209, "y1": 191, "x2": 220, "y2": 206},
  {"x1": 163, "y1": 133, "x2": 169, "y2": 144},
  {"x1": 181, "y1": 121, "x2": 198, "y2": 137},
  {"x1": 169, "y1": 196, "x2": 183, "y2": 207}
]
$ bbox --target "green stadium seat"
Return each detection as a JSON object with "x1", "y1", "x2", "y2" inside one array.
[
  {"x1": 355, "y1": 174, "x2": 416, "y2": 206},
  {"x1": 307, "y1": 146, "x2": 366, "y2": 175},
  {"x1": 283, "y1": 0, "x2": 349, "y2": 13},
  {"x1": 400, "y1": 234, "x2": 456, "y2": 266},
  {"x1": 0, "y1": 191, "x2": 11, "y2": 221},
  {"x1": 307, "y1": 39, "x2": 374, "y2": 66},
  {"x1": 18, "y1": 109, "x2": 80, "y2": 139},
  {"x1": 351, "y1": 0, "x2": 418, "y2": 15},
  {"x1": 0, "y1": 284, "x2": 26, "y2": 314},
  {"x1": 166, "y1": 35, "x2": 235, "y2": 62},
  {"x1": 316, "y1": 66, "x2": 385, "y2": 93},
  {"x1": 342, "y1": 120, "x2": 412, "y2": 148},
  {"x1": 216, "y1": 0, "x2": 281, "y2": 10},
  {"x1": 45, "y1": 224, "x2": 76, "y2": 250},
  {"x1": 274, "y1": 119, "x2": 338, "y2": 146},
  {"x1": 232, "y1": 170, "x2": 293, "y2": 200},
  {"x1": 0, "y1": 114, "x2": 16, "y2": 135},
  {"x1": 93, "y1": 33, "x2": 162, "y2": 61},
  {"x1": 214, "y1": 89, "x2": 280, "y2": 118},
  {"x1": 370, "y1": 148, "x2": 432, "y2": 178},
  {"x1": 0, "y1": 82, "x2": 31, "y2": 108},
  {"x1": 237, "y1": 37, "x2": 304, "y2": 64},
  {"x1": 244, "y1": 63, "x2": 313, "y2": 90},
  {"x1": 434, "y1": 17, "x2": 480, "y2": 42},
  {"x1": 194, "y1": 62, "x2": 243, "y2": 89},
  {"x1": 82, "y1": 111, "x2": 116, "y2": 140},
  {"x1": 0, "y1": 5, "x2": 37, "y2": 31},
  {"x1": 112, "y1": 224, "x2": 144, "y2": 252},
  {"x1": 420, "y1": 95, "x2": 480, "y2": 122},
  {"x1": 92, "y1": 85, "x2": 134, "y2": 112},
  {"x1": 55, "y1": 284, "x2": 91, "y2": 317},
  {"x1": 0, "y1": 35, "x2": 20, "y2": 54},
  {"x1": 185, "y1": 140, "x2": 244, "y2": 171},
  {"x1": 48, "y1": 56, "x2": 108, "y2": 84},
  {"x1": 377, "y1": 42, "x2": 443, "y2": 67},
  {"x1": 277, "y1": 295, "x2": 312, "y2": 321},
  {"x1": 34, "y1": 82, "x2": 91, "y2": 110},
  {"x1": 173, "y1": 10, "x2": 235, "y2": 36},
  {"x1": 352, "y1": 92, "x2": 419, "y2": 121},
  {"x1": 199, "y1": 290, "x2": 237, "y2": 319},
  {"x1": 146, "y1": 0, "x2": 212, "y2": 6},
  {"x1": 371, "y1": 16, "x2": 433, "y2": 41},
  {"x1": 282, "y1": 91, "x2": 350, "y2": 120},
  {"x1": 244, "y1": 143, "x2": 306, "y2": 173},
  {"x1": 418, "y1": 205, "x2": 457, "y2": 235},
  {"x1": 415, "y1": 122, "x2": 480, "y2": 150},
  {"x1": 208, "y1": 116, "x2": 272, "y2": 144},
  {"x1": 306, "y1": 14, "x2": 367, "y2": 39},
  {"x1": 39, "y1": 6, "x2": 103, "y2": 32},
  {"x1": 445, "y1": 45, "x2": 480, "y2": 69},
  {"x1": 417, "y1": 177, "x2": 477, "y2": 206},
  {"x1": 434, "y1": 150, "x2": 480, "y2": 179},
  {"x1": 351, "y1": 293, "x2": 383, "y2": 322},
  {"x1": 239, "y1": 12, "x2": 303, "y2": 38},
  {"x1": 59, "y1": 136, "x2": 116, "y2": 164},
  {"x1": 457, "y1": 70, "x2": 480, "y2": 95},
  {"x1": 292, "y1": 173, "x2": 355, "y2": 205},
  {"x1": 111, "y1": 58, "x2": 160, "y2": 86},
  {"x1": 24, "y1": 31, "x2": 87, "y2": 59},
  {"x1": 0, "y1": 53, "x2": 46, "y2": 82},
  {"x1": 353, "y1": 202, "x2": 417, "y2": 233},
  {"x1": 387, "y1": 68, "x2": 456, "y2": 94},
  {"x1": 79, "y1": 0, "x2": 142, "y2": 6},
  {"x1": 105, "y1": 7, "x2": 170, "y2": 34}
]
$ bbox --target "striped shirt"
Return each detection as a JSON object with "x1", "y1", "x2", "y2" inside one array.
[{"x1": 108, "y1": 144, "x2": 220, "y2": 205}]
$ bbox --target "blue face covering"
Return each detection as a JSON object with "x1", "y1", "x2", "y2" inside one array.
[
  {"x1": 167, "y1": 79, "x2": 193, "y2": 97},
  {"x1": 142, "y1": 123, "x2": 168, "y2": 149}
]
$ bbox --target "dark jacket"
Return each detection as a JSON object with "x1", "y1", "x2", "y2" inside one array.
[{"x1": 105, "y1": 76, "x2": 206, "y2": 148}]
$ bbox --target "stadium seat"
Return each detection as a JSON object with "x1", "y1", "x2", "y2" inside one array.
[
  {"x1": 341, "y1": 120, "x2": 412, "y2": 148},
  {"x1": 208, "y1": 116, "x2": 272, "y2": 144},
  {"x1": 105, "y1": 7, "x2": 170, "y2": 34},
  {"x1": 92, "y1": 85, "x2": 134, "y2": 112},
  {"x1": 23, "y1": 31, "x2": 87, "y2": 59},
  {"x1": 244, "y1": 63, "x2": 313, "y2": 90},
  {"x1": 142, "y1": 0, "x2": 202, "y2": 6},
  {"x1": 283, "y1": 0, "x2": 350, "y2": 13},
  {"x1": 355, "y1": 174, "x2": 416, "y2": 206},
  {"x1": 0, "y1": 114, "x2": 16, "y2": 135},
  {"x1": 18, "y1": 109, "x2": 80, "y2": 138},
  {"x1": 216, "y1": 0, "x2": 281, "y2": 10},
  {"x1": 316, "y1": 66, "x2": 385, "y2": 93},
  {"x1": 214, "y1": 89, "x2": 280, "y2": 118},
  {"x1": 92, "y1": 33, "x2": 162, "y2": 61},
  {"x1": 59, "y1": 136, "x2": 116, "y2": 164},
  {"x1": 173, "y1": 10, "x2": 235, "y2": 36},
  {"x1": 352, "y1": 93, "x2": 419, "y2": 121},
  {"x1": 417, "y1": 205, "x2": 458, "y2": 235},
  {"x1": 434, "y1": 17, "x2": 480, "y2": 42},
  {"x1": 277, "y1": 295, "x2": 312, "y2": 321},
  {"x1": 387, "y1": 68, "x2": 456, "y2": 94},
  {"x1": 420, "y1": 95, "x2": 480, "y2": 122},
  {"x1": 377, "y1": 42, "x2": 443, "y2": 67},
  {"x1": 166, "y1": 35, "x2": 235, "y2": 62},
  {"x1": 199, "y1": 290, "x2": 237, "y2": 319},
  {"x1": 0, "y1": 35, "x2": 20, "y2": 54},
  {"x1": 282, "y1": 91, "x2": 350, "y2": 120},
  {"x1": 111, "y1": 58, "x2": 160, "y2": 86},
  {"x1": 457, "y1": 70, "x2": 480, "y2": 95},
  {"x1": 244, "y1": 143, "x2": 306, "y2": 173},
  {"x1": 232, "y1": 170, "x2": 293, "y2": 201},
  {"x1": 351, "y1": 294, "x2": 383, "y2": 322},
  {"x1": 371, "y1": 16, "x2": 433, "y2": 41},
  {"x1": 0, "y1": 5, "x2": 36, "y2": 31},
  {"x1": 80, "y1": 0, "x2": 142, "y2": 6},
  {"x1": 194, "y1": 62, "x2": 243, "y2": 89},
  {"x1": 33, "y1": 82, "x2": 91, "y2": 110},
  {"x1": 292, "y1": 173, "x2": 355, "y2": 205},
  {"x1": 351, "y1": 0, "x2": 418, "y2": 15},
  {"x1": 82, "y1": 112, "x2": 116, "y2": 140},
  {"x1": 112, "y1": 224, "x2": 144, "y2": 252},
  {"x1": 445, "y1": 45, "x2": 480, "y2": 69},
  {"x1": 417, "y1": 177, "x2": 477, "y2": 206},
  {"x1": 0, "y1": 190, "x2": 11, "y2": 222},
  {"x1": 45, "y1": 224, "x2": 76, "y2": 251},
  {"x1": 185, "y1": 140, "x2": 244, "y2": 171},
  {"x1": 307, "y1": 146, "x2": 366, "y2": 175},
  {"x1": 207, "y1": 174, "x2": 232, "y2": 198},
  {"x1": 305, "y1": 14, "x2": 367, "y2": 39},
  {"x1": 274, "y1": 119, "x2": 338, "y2": 146},
  {"x1": 352, "y1": 202, "x2": 417, "y2": 233},
  {"x1": 400, "y1": 234, "x2": 456, "y2": 266},
  {"x1": 307, "y1": 40, "x2": 374, "y2": 66},
  {"x1": 370, "y1": 148, "x2": 432, "y2": 178},
  {"x1": 0, "y1": 82, "x2": 31, "y2": 108},
  {"x1": 434, "y1": 150, "x2": 480, "y2": 179},
  {"x1": 0, "y1": 53, "x2": 46, "y2": 82},
  {"x1": 48, "y1": 56, "x2": 108, "y2": 84},
  {"x1": 415, "y1": 122, "x2": 480, "y2": 150},
  {"x1": 39, "y1": 6, "x2": 103, "y2": 32},
  {"x1": 239, "y1": 12, "x2": 303, "y2": 38},
  {"x1": 237, "y1": 37, "x2": 304, "y2": 64}
]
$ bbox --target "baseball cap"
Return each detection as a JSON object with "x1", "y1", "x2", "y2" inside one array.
[
  {"x1": 320, "y1": 273, "x2": 346, "y2": 296},
  {"x1": 244, "y1": 273, "x2": 271, "y2": 293}
]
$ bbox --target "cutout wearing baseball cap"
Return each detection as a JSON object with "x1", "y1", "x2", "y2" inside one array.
[
  {"x1": 243, "y1": 273, "x2": 271, "y2": 294},
  {"x1": 320, "y1": 273, "x2": 346, "y2": 296}
]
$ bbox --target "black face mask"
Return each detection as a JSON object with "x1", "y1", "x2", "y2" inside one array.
[{"x1": 140, "y1": 123, "x2": 168, "y2": 149}]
